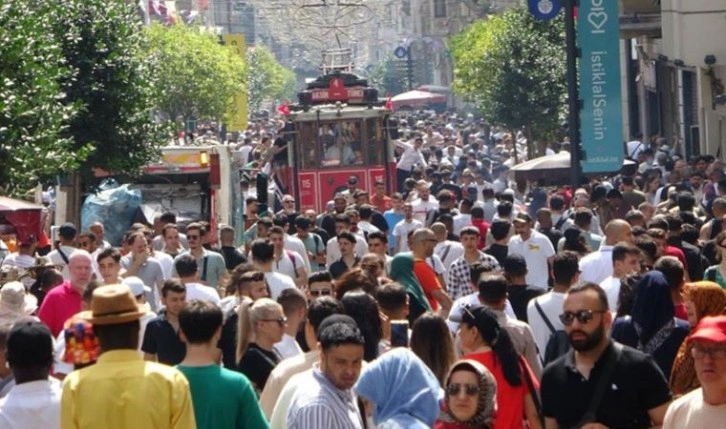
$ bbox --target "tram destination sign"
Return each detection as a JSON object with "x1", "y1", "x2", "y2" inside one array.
[{"x1": 310, "y1": 77, "x2": 365, "y2": 103}]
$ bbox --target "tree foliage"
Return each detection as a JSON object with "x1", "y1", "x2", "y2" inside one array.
[
  {"x1": 450, "y1": 6, "x2": 567, "y2": 142},
  {"x1": 146, "y1": 23, "x2": 247, "y2": 125},
  {"x1": 56, "y1": 0, "x2": 168, "y2": 180},
  {"x1": 368, "y1": 55, "x2": 412, "y2": 96},
  {"x1": 247, "y1": 46, "x2": 297, "y2": 113},
  {"x1": 0, "y1": 1, "x2": 81, "y2": 194}
]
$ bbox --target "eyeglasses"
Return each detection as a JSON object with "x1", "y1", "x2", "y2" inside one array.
[
  {"x1": 559, "y1": 310, "x2": 606, "y2": 326},
  {"x1": 691, "y1": 345, "x2": 726, "y2": 360},
  {"x1": 187, "y1": 235, "x2": 200, "y2": 240},
  {"x1": 361, "y1": 264, "x2": 380, "y2": 270},
  {"x1": 447, "y1": 383, "x2": 480, "y2": 397},
  {"x1": 262, "y1": 316, "x2": 287, "y2": 327},
  {"x1": 310, "y1": 289, "x2": 333, "y2": 297},
  {"x1": 283, "y1": 200, "x2": 295, "y2": 204}
]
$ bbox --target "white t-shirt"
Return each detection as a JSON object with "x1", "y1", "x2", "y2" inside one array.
[
  {"x1": 453, "y1": 214, "x2": 472, "y2": 234},
  {"x1": 265, "y1": 272, "x2": 296, "y2": 300},
  {"x1": 599, "y1": 276, "x2": 621, "y2": 313},
  {"x1": 274, "y1": 251, "x2": 305, "y2": 282},
  {"x1": 392, "y1": 219, "x2": 423, "y2": 252},
  {"x1": 626, "y1": 140, "x2": 644, "y2": 158},
  {"x1": 153, "y1": 251, "x2": 174, "y2": 279},
  {"x1": 47, "y1": 245, "x2": 77, "y2": 280},
  {"x1": 578, "y1": 245, "x2": 614, "y2": 285},
  {"x1": 508, "y1": 231, "x2": 555, "y2": 290},
  {"x1": 325, "y1": 236, "x2": 368, "y2": 267},
  {"x1": 410, "y1": 198, "x2": 439, "y2": 223},
  {"x1": 274, "y1": 333, "x2": 303, "y2": 360},
  {"x1": 434, "y1": 241, "x2": 465, "y2": 276},
  {"x1": 284, "y1": 235, "x2": 311, "y2": 274},
  {"x1": 663, "y1": 388, "x2": 726, "y2": 429},
  {"x1": 526, "y1": 292, "x2": 567, "y2": 362},
  {"x1": 426, "y1": 254, "x2": 446, "y2": 276},
  {"x1": 183, "y1": 282, "x2": 221, "y2": 304}
]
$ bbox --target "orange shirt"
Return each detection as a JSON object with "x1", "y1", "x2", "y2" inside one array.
[{"x1": 413, "y1": 258, "x2": 441, "y2": 311}]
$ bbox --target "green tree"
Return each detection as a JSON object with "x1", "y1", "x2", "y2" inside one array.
[
  {"x1": 247, "y1": 46, "x2": 297, "y2": 113},
  {"x1": 146, "y1": 23, "x2": 246, "y2": 126},
  {"x1": 0, "y1": 1, "x2": 83, "y2": 194},
  {"x1": 56, "y1": 0, "x2": 168, "y2": 180},
  {"x1": 368, "y1": 55, "x2": 411, "y2": 96},
  {"x1": 450, "y1": 7, "x2": 566, "y2": 150}
]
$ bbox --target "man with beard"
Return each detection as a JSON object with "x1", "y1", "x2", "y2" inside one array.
[{"x1": 541, "y1": 283, "x2": 672, "y2": 429}]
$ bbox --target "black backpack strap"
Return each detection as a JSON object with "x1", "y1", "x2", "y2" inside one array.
[
  {"x1": 554, "y1": 214, "x2": 568, "y2": 230},
  {"x1": 440, "y1": 244, "x2": 452, "y2": 263},
  {"x1": 578, "y1": 343, "x2": 623, "y2": 426},
  {"x1": 535, "y1": 300, "x2": 556, "y2": 335},
  {"x1": 57, "y1": 246, "x2": 70, "y2": 265},
  {"x1": 201, "y1": 256, "x2": 208, "y2": 281}
]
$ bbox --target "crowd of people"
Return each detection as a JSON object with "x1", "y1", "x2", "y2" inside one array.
[{"x1": 1, "y1": 114, "x2": 726, "y2": 428}]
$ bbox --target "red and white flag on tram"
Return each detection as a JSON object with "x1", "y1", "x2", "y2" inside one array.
[{"x1": 277, "y1": 102, "x2": 290, "y2": 116}]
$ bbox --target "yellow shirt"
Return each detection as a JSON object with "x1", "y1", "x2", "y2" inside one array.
[{"x1": 61, "y1": 349, "x2": 196, "y2": 429}]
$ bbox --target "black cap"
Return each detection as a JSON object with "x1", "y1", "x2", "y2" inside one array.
[
  {"x1": 59, "y1": 222, "x2": 77, "y2": 240},
  {"x1": 6, "y1": 318, "x2": 54, "y2": 368},
  {"x1": 512, "y1": 212, "x2": 533, "y2": 224},
  {"x1": 317, "y1": 314, "x2": 358, "y2": 341},
  {"x1": 347, "y1": 176, "x2": 358, "y2": 185},
  {"x1": 502, "y1": 254, "x2": 527, "y2": 273}
]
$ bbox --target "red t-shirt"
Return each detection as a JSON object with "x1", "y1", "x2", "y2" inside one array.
[
  {"x1": 413, "y1": 258, "x2": 441, "y2": 311},
  {"x1": 665, "y1": 246, "x2": 688, "y2": 271},
  {"x1": 674, "y1": 303, "x2": 688, "y2": 321},
  {"x1": 465, "y1": 350, "x2": 536, "y2": 429},
  {"x1": 472, "y1": 219, "x2": 490, "y2": 250}
]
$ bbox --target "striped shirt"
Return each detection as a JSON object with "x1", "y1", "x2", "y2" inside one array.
[{"x1": 286, "y1": 367, "x2": 364, "y2": 429}]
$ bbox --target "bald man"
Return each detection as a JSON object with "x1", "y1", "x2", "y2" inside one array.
[
  {"x1": 578, "y1": 220, "x2": 635, "y2": 284},
  {"x1": 37, "y1": 250, "x2": 94, "y2": 336},
  {"x1": 411, "y1": 228, "x2": 453, "y2": 316}
]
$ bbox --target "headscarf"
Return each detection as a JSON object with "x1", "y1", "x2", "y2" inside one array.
[
  {"x1": 669, "y1": 281, "x2": 726, "y2": 396},
  {"x1": 630, "y1": 271, "x2": 675, "y2": 353},
  {"x1": 354, "y1": 348, "x2": 443, "y2": 428},
  {"x1": 389, "y1": 252, "x2": 431, "y2": 322},
  {"x1": 439, "y1": 359, "x2": 497, "y2": 429}
]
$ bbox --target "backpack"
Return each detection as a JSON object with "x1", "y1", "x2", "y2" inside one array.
[
  {"x1": 535, "y1": 301, "x2": 571, "y2": 365},
  {"x1": 285, "y1": 250, "x2": 299, "y2": 278}
]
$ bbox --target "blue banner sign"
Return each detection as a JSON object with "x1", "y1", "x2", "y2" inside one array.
[
  {"x1": 528, "y1": 0, "x2": 561, "y2": 21},
  {"x1": 578, "y1": 0, "x2": 624, "y2": 174}
]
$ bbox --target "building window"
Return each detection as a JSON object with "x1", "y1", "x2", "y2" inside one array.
[{"x1": 433, "y1": 0, "x2": 446, "y2": 18}]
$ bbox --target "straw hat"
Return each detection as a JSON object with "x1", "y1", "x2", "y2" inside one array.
[{"x1": 78, "y1": 284, "x2": 146, "y2": 325}]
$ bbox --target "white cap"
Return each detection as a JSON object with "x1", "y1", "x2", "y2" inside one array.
[{"x1": 122, "y1": 277, "x2": 151, "y2": 297}]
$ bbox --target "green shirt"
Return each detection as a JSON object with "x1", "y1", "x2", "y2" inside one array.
[{"x1": 176, "y1": 364, "x2": 269, "y2": 429}]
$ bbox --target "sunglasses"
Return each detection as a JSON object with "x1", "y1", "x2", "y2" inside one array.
[
  {"x1": 187, "y1": 235, "x2": 200, "y2": 240},
  {"x1": 559, "y1": 310, "x2": 606, "y2": 326},
  {"x1": 262, "y1": 316, "x2": 287, "y2": 327},
  {"x1": 447, "y1": 383, "x2": 480, "y2": 397},
  {"x1": 310, "y1": 289, "x2": 333, "y2": 297}
]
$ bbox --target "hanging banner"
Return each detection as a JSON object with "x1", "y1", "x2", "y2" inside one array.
[
  {"x1": 528, "y1": 0, "x2": 562, "y2": 21},
  {"x1": 222, "y1": 34, "x2": 248, "y2": 132},
  {"x1": 578, "y1": 0, "x2": 624, "y2": 174}
]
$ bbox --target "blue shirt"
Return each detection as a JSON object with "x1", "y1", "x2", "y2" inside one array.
[{"x1": 383, "y1": 210, "x2": 404, "y2": 252}]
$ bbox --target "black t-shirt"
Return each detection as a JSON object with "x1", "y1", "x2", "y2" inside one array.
[
  {"x1": 220, "y1": 246, "x2": 247, "y2": 271},
  {"x1": 440, "y1": 183, "x2": 463, "y2": 201},
  {"x1": 141, "y1": 312, "x2": 186, "y2": 366},
  {"x1": 539, "y1": 227, "x2": 563, "y2": 251},
  {"x1": 330, "y1": 256, "x2": 359, "y2": 280},
  {"x1": 321, "y1": 214, "x2": 338, "y2": 240},
  {"x1": 506, "y1": 284, "x2": 544, "y2": 323},
  {"x1": 218, "y1": 309, "x2": 238, "y2": 370},
  {"x1": 370, "y1": 211, "x2": 389, "y2": 233},
  {"x1": 484, "y1": 243, "x2": 508, "y2": 266},
  {"x1": 237, "y1": 343, "x2": 280, "y2": 392},
  {"x1": 272, "y1": 137, "x2": 288, "y2": 163},
  {"x1": 541, "y1": 341, "x2": 672, "y2": 429}
]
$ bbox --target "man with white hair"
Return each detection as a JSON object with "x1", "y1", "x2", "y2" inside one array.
[{"x1": 37, "y1": 250, "x2": 93, "y2": 337}]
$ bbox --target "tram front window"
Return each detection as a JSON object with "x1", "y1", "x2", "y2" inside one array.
[{"x1": 320, "y1": 120, "x2": 364, "y2": 167}]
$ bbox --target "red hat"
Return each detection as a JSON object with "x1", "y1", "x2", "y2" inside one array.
[{"x1": 688, "y1": 316, "x2": 726, "y2": 344}]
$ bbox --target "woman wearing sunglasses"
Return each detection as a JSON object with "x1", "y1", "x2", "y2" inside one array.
[
  {"x1": 436, "y1": 359, "x2": 497, "y2": 429},
  {"x1": 235, "y1": 297, "x2": 287, "y2": 393},
  {"x1": 611, "y1": 270, "x2": 690, "y2": 379},
  {"x1": 669, "y1": 281, "x2": 726, "y2": 396},
  {"x1": 455, "y1": 306, "x2": 542, "y2": 429},
  {"x1": 703, "y1": 231, "x2": 726, "y2": 289}
]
